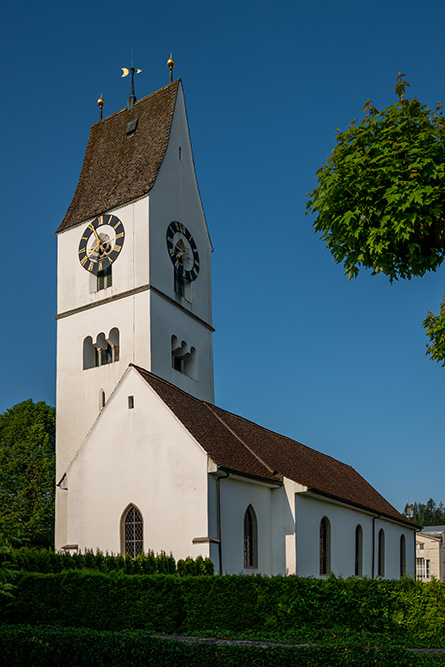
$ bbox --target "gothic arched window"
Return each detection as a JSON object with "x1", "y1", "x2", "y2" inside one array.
[
  {"x1": 378, "y1": 529, "x2": 385, "y2": 577},
  {"x1": 122, "y1": 505, "x2": 143, "y2": 558},
  {"x1": 319, "y1": 517, "x2": 331, "y2": 575},
  {"x1": 243, "y1": 505, "x2": 258, "y2": 568},
  {"x1": 355, "y1": 524, "x2": 363, "y2": 577}
]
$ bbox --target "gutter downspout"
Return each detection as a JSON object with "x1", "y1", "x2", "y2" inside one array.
[
  {"x1": 372, "y1": 514, "x2": 381, "y2": 578},
  {"x1": 372, "y1": 515, "x2": 377, "y2": 578},
  {"x1": 216, "y1": 470, "x2": 229, "y2": 575}
]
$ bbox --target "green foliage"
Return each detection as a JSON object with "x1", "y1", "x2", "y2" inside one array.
[
  {"x1": 2, "y1": 625, "x2": 439, "y2": 667},
  {"x1": 0, "y1": 523, "x2": 19, "y2": 599},
  {"x1": 306, "y1": 74, "x2": 445, "y2": 364},
  {"x1": 3, "y1": 571, "x2": 445, "y2": 649},
  {"x1": 404, "y1": 499, "x2": 445, "y2": 526},
  {"x1": 0, "y1": 400, "x2": 55, "y2": 548},
  {"x1": 423, "y1": 294, "x2": 445, "y2": 365},
  {"x1": 3, "y1": 546, "x2": 214, "y2": 577},
  {"x1": 307, "y1": 74, "x2": 445, "y2": 282}
]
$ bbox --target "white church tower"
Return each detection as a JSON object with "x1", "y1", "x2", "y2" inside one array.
[{"x1": 55, "y1": 71, "x2": 214, "y2": 549}]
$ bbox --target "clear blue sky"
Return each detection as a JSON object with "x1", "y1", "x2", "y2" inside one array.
[{"x1": 1, "y1": 0, "x2": 443, "y2": 514}]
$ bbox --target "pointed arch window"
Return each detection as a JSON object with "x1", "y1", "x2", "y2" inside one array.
[
  {"x1": 400, "y1": 534, "x2": 406, "y2": 577},
  {"x1": 320, "y1": 517, "x2": 331, "y2": 576},
  {"x1": 378, "y1": 529, "x2": 385, "y2": 577},
  {"x1": 122, "y1": 505, "x2": 143, "y2": 558},
  {"x1": 243, "y1": 505, "x2": 258, "y2": 568},
  {"x1": 355, "y1": 524, "x2": 363, "y2": 577}
]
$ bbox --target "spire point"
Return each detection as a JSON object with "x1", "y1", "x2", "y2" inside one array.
[
  {"x1": 97, "y1": 93, "x2": 105, "y2": 120},
  {"x1": 167, "y1": 52, "x2": 175, "y2": 83}
]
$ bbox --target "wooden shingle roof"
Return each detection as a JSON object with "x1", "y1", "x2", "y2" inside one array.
[
  {"x1": 57, "y1": 80, "x2": 180, "y2": 233},
  {"x1": 133, "y1": 365, "x2": 416, "y2": 528}
]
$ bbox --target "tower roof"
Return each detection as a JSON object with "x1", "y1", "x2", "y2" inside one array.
[{"x1": 57, "y1": 79, "x2": 180, "y2": 233}]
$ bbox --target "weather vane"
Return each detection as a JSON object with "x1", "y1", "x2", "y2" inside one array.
[{"x1": 122, "y1": 50, "x2": 142, "y2": 111}]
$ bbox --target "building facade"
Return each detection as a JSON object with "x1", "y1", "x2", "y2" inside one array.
[
  {"x1": 55, "y1": 76, "x2": 417, "y2": 576},
  {"x1": 416, "y1": 527, "x2": 445, "y2": 581}
]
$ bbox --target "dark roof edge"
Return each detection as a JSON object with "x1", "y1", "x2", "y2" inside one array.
[
  {"x1": 307, "y1": 487, "x2": 420, "y2": 529},
  {"x1": 216, "y1": 465, "x2": 283, "y2": 486}
]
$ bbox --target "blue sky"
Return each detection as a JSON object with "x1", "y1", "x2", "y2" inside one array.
[{"x1": 1, "y1": 0, "x2": 444, "y2": 513}]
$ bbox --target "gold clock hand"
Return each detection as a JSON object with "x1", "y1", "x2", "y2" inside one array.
[{"x1": 87, "y1": 240, "x2": 101, "y2": 259}]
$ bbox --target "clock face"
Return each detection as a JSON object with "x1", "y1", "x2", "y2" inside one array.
[
  {"x1": 78, "y1": 214, "x2": 125, "y2": 275},
  {"x1": 166, "y1": 221, "x2": 200, "y2": 281}
]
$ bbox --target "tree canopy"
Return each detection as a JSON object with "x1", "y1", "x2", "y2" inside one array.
[
  {"x1": 0, "y1": 400, "x2": 55, "y2": 548},
  {"x1": 404, "y1": 498, "x2": 445, "y2": 527},
  {"x1": 306, "y1": 74, "x2": 445, "y2": 364}
]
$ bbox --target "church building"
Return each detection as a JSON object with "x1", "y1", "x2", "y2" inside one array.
[{"x1": 55, "y1": 65, "x2": 417, "y2": 577}]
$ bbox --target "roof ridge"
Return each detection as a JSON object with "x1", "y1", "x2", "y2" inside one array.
[
  {"x1": 211, "y1": 402, "x2": 355, "y2": 471},
  {"x1": 90, "y1": 79, "x2": 181, "y2": 128},
  {"x1": 204, "y1": 403, "x2": 279, "y2": 478}
]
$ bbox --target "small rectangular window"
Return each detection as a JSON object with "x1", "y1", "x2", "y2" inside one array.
[
  {"x1": 128, "y1": 396, "x2": 134, "y2": 409},
  {"x1": 97, "y1": 266, "x2": 112, "y2": 291}
]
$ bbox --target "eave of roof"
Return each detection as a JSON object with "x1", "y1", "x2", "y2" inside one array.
[
  {"x1": 57, "y1": 80, "x2": 180, "y2": 233},
  {"x1": 131, "y1": 364, "x2": 418, "y2": 529}
]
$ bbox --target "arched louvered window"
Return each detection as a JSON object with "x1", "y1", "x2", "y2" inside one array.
[
  {"x1": 355, "y1": 525, "x2": 363, "y2": 577},
  {"x1": 400, "y1": 534, "x2": 406, "y2": 577},
  {"x1": 378, "y1": 529, "x2": 385, "y2": 577},
  {"x1": 243, "y1": 505, "x2": 258, "y2": 568},
  {"x1": 122, "y1": 505, "x2": 143, "y2": 558},
  {"x1": 320, "y1": 517, "x2": 331, "y2": 575}
]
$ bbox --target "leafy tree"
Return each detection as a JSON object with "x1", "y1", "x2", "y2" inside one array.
[
  {"x1": 0, "y1": 517, "x2": 23, "y2": 598},
  {"x1": 306, "y1": 73, "x2": 445, "y2": 364},
  {"x1": 404, "y1": 498, "x2": 445, "y2": 526},
  {"x1": 0, "y1": 400, "x2": 55, "y2": 548}
]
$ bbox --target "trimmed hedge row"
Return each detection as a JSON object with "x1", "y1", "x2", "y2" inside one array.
[
  {"x1": 4, "y1": 546, "x2": 213, "y2": 576},
  {"x1": 2, "y1": 571, "x2": 445, "y2": 641},
  {"x1": 0, "y1": 625, "x2": 443, "y2": 667}
]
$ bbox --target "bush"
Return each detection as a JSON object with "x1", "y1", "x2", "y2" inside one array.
[
  {"x1": 4, "y1": 546, "x2": 213, "y2": 577},
  {"x1": 0, "y1": 624, "x2": 441, "y2": 667},
  {"x1": 2, "y1": 570, "x2": 445, "y2": 647}
]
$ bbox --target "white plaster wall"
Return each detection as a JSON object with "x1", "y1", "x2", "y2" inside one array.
[
  {"x1": 65, "y1": 368, "x2": 210, "y2": 558},
  {"x1": 295, "y1": 493, "x2": 415, "y2": 579},
  {"x1": 150, "y1": 291, "x2": 214, "y2": 402},
  {"x1": 273, "y1": 479, "x2": 306, "y2": 575},
  {"x1": 217, "y1": 476, "x2": 275, "y2": 575},
  {"x1": 57, "y1": 198, "x2": 149, "y2": 316},
  {"x1": 148, "y1": 82, "x2": 212, "y2": 327},
  {"x1": 56, "y1": 292, "x2": 150, "y2": 476}
]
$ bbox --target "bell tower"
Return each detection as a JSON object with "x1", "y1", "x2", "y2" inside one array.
[{"x1": 55, "y1": 71, "x2": 214, "y2": 549}]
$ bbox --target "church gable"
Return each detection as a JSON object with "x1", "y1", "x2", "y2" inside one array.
[{"x1": 65, "y1": 366, "x2": 210, "y2": 555}]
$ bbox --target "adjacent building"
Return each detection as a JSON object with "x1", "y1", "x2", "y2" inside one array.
[{"x1": 416, "y1": 527, "x2": 445, "y2": 581}]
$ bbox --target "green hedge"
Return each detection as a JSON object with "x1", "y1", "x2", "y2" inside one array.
[
  {"x1": 1, "y1": 625, "x2": 443, "y2": 667},
  {"x1": 2, "y1": 572, "x2": 445, "y2": 643},
  {"x1": 4, "y1": 546, "x2": 213, "y2": 576}
]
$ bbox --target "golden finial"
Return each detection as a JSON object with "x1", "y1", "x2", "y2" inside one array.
[
  {"x1": 97, "y1": 93, "x2": 105, "y2": 120},
  {"x1": 167, "y1": 52, "x2": 175, "y2": 83}
]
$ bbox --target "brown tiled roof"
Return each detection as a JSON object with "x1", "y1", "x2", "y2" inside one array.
[
  {"x1": 133, "y1": 365, "x2": 416, "y2": 528},
  {"x1": 57, "y1": 80, "x2": 180, "y2": 233}
]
